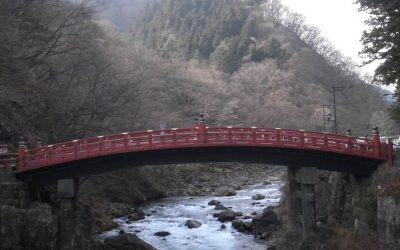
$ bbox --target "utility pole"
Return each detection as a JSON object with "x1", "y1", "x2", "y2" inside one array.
[{"x1": 332, "y1": 85, "x2": 353, "y2": 134}]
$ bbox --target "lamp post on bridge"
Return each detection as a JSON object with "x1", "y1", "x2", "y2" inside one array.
[
  {"x1": 194, "y1": 113, "x2": 206, "y2": 143},
  {"x1": 332, "y1": 85, "x2": 353, "y2": 134},
  {"x1": 322, "y1": 104, "x2": 333, "y2": 132}
]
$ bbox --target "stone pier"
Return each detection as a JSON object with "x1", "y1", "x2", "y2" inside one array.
[
  {"x1": 58, "y1": 178, "x2": 78, "y2": 250},
  {"x1": 287, "y1": 167, "x2": 317, "y2": 238}
]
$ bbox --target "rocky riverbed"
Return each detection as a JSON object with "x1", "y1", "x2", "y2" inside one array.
[
  {"x1": 101, "y1": 182, "x2": 283, "y2": 249},
  {"x1": 97, "y1": 164, "x2": 285, "y2": 249}
]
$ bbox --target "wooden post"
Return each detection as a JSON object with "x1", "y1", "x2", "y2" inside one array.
[
  {"x1": 17, "y1": 136, "x2": 27, "y2": 171},
  {"x1": 372, "y1": 127, "x2": 381, "y2": 158},
  {"x1": 198, "y1": 113, "x2": 206, "y2": 144},
  {"x1": 346, "y1": 129, "x2": 352, "y2": 153}
]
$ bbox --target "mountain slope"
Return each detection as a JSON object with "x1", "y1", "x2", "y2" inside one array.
[{"x1": 132, "y1": 0, "x2": 386, "y2": 134}]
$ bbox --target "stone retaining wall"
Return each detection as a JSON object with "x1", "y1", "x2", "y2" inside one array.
[{"x1": 378, "y1": 196, "x2": 400, "y2": 249}]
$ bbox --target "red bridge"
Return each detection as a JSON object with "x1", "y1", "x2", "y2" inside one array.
[
  {"x1": 7, "y1": 120, "x2": 395, "y2": 248},
  {"x1": 13, "y1": 120, "x2": 393, "y2": 183}
]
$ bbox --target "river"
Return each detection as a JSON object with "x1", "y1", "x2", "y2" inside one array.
[{"x1": 101, "y1": 181, "x2": 282, "y2": 250}]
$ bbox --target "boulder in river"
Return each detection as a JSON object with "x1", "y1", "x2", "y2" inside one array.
[
  {"x1": 232, "y1": 219, "x2": 253, "y2": 233},
  {"x1": 185, "y1": 220, "x2": 202, "y2": 229},
  {"x1": 208, "y1": 200, "x2": 221, "y2": 206},
  {"x1": 242, "y1": 221, "x2": 253, "y2": 232},
  {"x1": 214, "y1": 204, "x2": 227, "y2": 210},
  {"x1": 217, "y1": 209, "x2": 237, "y2": 222},
  {"x1": 232, "y1": 219, "x2": 244, "y2": 231},
  {"x1": 103, "y1": 233, "x2": 156, "y2": 250},
  {"x1": 154, "y1": 231, "x2": 171, "y2": 237},
  {"x1": 252, "y1": 194, "x2": 265, "y2": 200},
  {"x1": 263, "y1": 180, "x2": 272, "y2": 185},
  {"x1": 127, "y1": 209, "x2": 145, "y2": 221},
  {"x1": 215, "y1": 187, "x2": 237, "y2": 196},
  {"x1": 252, "y1": 206, "x2": 280, "y2": 235}
]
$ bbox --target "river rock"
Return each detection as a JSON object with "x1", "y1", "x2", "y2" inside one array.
[
  {"x1": 217, "y1": 209, "x2": 237, "y2": 222},
  {"x1": 252, "y1": 194, "x2": 265, "y2": 200},
  {"x1": 243, "y1": 221, "x2": 253, "y2": 232},
  {"x1": 232, "y1": 219, "x2": 253, "y2": 232},
  {"x1": 208, "y1": 200, "x2": 221, "y2": 206},
  {"x1": 263, "y1": 180, "x2": 272, "y2": 185},
  {"x1": 235, "y1": 211, "x2": 243, "y2": 216},
  {"x1": 127, "y1": 209, "x2": 145, "y2": 221},
  {"x1": 215, "y1": 187, "x2": 237, "y2": 196},
  {"x1": 103, "y1": 233, "x2": 156, "y2": 250},
  {"x1": 185, "y1": 220, "x2": 202, "y2": 229},
  {"x1": 252, "y1": 206, "x2": 279, "y2": 235},
  {"x1": 232, "y1": 219, "x2": 244, "y2": 231},
  {"x1": 154, "y1": 231, "x2": 171, "y2": 237},
  {"x1": 214, "y1": 204, "x2": 227, "y2": 210}
]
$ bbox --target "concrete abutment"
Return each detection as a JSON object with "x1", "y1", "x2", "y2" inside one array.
[
  {"x1": 287, "y1": 167, "x2": 317, "y2": 238},
  {"x1": 58, "y1": 178, "x2": 79, "y2": 250}
]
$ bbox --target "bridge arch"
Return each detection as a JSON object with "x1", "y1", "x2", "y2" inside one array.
[{"x1": 15, "y1": 122, "x2": 391, "y2": 183}]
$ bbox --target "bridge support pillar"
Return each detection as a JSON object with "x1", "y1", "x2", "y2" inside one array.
[
  {"x1": 58, "y1": 178, "x2": 78, "y2": 250},
  {"x1": 287, "y1": 167, "x2": 317, "y2": 238}
]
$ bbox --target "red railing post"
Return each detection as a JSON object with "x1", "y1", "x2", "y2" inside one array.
[
  {"x1": 346, "y1": 129, "x2": 352, "y2": 153},
  {"x1": 123, "y1": 133, "x2": 128, "y2": 151},
  {"x1": 17, "y1": 136, "x2": 27, "y2": 171},
  {"x1": 252, "y1": 127, "x2": 256, "y2": 144},
  {"x1": 372, "y1": 127, "x2": 381, "y2": 158},
  {"x1": 172, "y1": 129, "x2": 177, "y2": 144},
  {"x1": 227, "y1": 127, "x2": 232, "y2": 144},
  {"x1": 73, "y1": 140, "x2": 78, "y2": 159},
  {"x1": 98, "y1": 136, "x2": 104, "y2": 153},
  {"x1": 148, "y1": 130, "x2": 153, "y2": 148},
  {"x1": 197, "y1": 113, "x2": 206, "y2": 144},
  {"x1": 323, "y1": 133, "x2": 328, "y2": 150},
  {"x1": 276, "y1": 128, "x2": 281, "y2": 145},
  {"x1": 299, "y1": 130, "x2": 305, "y2": 147}
]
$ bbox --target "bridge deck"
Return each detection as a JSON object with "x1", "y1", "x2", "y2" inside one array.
[{"x1": 16, "y1": 126, "x2": 392, "y2": 174}]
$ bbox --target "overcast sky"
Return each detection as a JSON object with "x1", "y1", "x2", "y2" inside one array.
[{"x1": 280, "y1": 0, "x2": 378, "y2": 75}]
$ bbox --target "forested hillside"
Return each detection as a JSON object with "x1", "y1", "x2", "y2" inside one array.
[
  {"x1": 0, "y1": 1, "x2": 397, "y2": 249},
  {"x1": 133, "y1": 0, "x2": 391, "y2": 134},
  {"x1": 0, "y1": 0, "x2": 394, "y2": 148}
]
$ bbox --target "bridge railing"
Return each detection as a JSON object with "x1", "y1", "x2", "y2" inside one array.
[
  {"x1": 0, "y1": 154, "x2": 17, "y2": 167},
  {"x1": 16, "y1": 126, "x2": 391, "y2": 172}
]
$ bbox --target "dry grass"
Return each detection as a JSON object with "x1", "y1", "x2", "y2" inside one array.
[{"x1": 329, "y1": 225, "x2": 379, "y2": 250}]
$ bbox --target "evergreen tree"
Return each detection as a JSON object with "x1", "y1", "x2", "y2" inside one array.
[
  {"x1": 358, "y1": 0, "x2": 400, "y2": 123},
  {"x1": 358, "y1": 0, "x2": 400, "y2": 86}
]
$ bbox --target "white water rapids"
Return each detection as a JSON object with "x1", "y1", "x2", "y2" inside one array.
[{"x1": 101, "y1": 182, "x2": 282, "y2": 250}]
